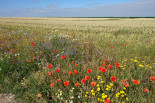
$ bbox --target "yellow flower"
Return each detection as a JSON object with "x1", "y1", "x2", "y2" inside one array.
[
  {"x1": 122, "y1": 68, "x2": 125, "y2": 70},
  {"x1": 91, "y1": 89, "x2": 94, "y2": 93},
  {"x1": 100, "y1": 81, "x2": 104, "y2": 83},
  {"x1": 121, "y1": 95, "x2": 124, "y2": 97},
  {"x1": 100, "y1": 99, "x2": 103, "y2": 102},
  {"x1": 102, "y1": 93, "x2": 105, "y2": 96},
  {"x1": 102, "y1": 96, "x2": 106, "y2": 99},
  {"x1": 97, "y1": 76, "x2": 101, "y2": 79},
  {"x1": 86, "y1": 92, "x2": 89, "y2": 94},
  {"x1": 110, "y1": 83, "x2": 113, "y2": 86},
  {"x1": 102, "y1": 100, "x2": 105, "y2": 102},
  {"x1": 96, "y1": 84, "x2": 100, "y2": 87},
  {"x1": 85, "y1": 95, "x2": 87, "y2": 97},
  {"x1": 106, "y1": 88, "x2": 109, "y2": 91},
  {"x1": 97, "y1": 87, "x2": 100, "y2": 91},
  {"x1": 92, "y1": 93, "x2": 95, "y2": 95},
  {"x1": 98, "y1": 98, "x2": 100, "y2": 101},
  {"x1": 142, "y1": 61, "x2": 145, "y2": 62},
  {"x1": 123, "y1": 87, "x2": 126, "y2": 90},
  {"x1": 139, "y1": 64, "x2": 144, "y2": 67},
  {"x1": 135, "y1": 57, "x2": 138, "y2": 58},
  {"x1": 123, "y1": 65, "x2": 126, "y2": 67},
  {"x1": 149, "y1": 66, "x2": 152, "y2": 68},
  {"x1": 130, "y1": 59, "x2": 133, "y2": 60},
  {"x1": 104, "y1": 95, "x2": 107, "y2": 98},
  {"x1": 126, "y1": 97, "x2": 129, "y2": 100},
  {"x1": 120, "y1": 91, "x2": 125, "y2": 94},
  {"x1": 134, "y1": 60, "x2": 137, "y2": 62}
]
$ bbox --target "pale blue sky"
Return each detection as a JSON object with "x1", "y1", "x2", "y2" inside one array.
[{"x1": 0, "y1": 0, "x2": 154, "y2": 17}]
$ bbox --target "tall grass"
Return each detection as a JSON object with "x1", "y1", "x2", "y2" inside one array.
[{"x1": 0, "y1": 17, "x2": 155, "y2": 103}]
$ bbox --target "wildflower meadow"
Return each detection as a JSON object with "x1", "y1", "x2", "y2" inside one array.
[{"x1": 0, "y1": 17, "x2": 155, "y2": 103}]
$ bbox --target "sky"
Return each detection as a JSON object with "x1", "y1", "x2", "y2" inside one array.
[{"x1": 0, "y1": 0, "x2": 155, "y2": 17}]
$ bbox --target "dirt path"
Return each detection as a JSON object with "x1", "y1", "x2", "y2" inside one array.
[{"x1": 0, "y1": 93, "x2": 17, "y2": 103}]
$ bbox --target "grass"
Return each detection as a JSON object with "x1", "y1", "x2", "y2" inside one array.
[{"x1": 0, "y1": 17, "x2": 155, "y2": 103}]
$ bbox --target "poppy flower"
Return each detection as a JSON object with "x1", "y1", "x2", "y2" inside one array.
[
  {"x1": 114, "y1": 63, "x2": 120, "y2": 68},
  {"x1": 98, "y1": 66, "x2": 102, "y2": 70},
  {"x1": 75, "y1": 64, "x2": 78, "y2": 66},
  {"x1": 71, "y1": 61, "x2": 74, "y2": 64},
  {"x1": 54, "y1": 50, "x2": 58, "y2": 53},
  {"x1": 64, "y1": 81, "x2": 70, "y2": 86},
  {"x1": 101, "y1": 68, "x2": 107, "y2": 72},
  {"x1": 50, "y1": 83, "x2": 54, "y2": 87},
  {"x1": 11, "y1": 50, "x2": 14, "y2": 53},
  {"x1": 61, "y1": 55, "x2": 65, "y2": 59},
  {"x1": 102, "y1": 64, "x2": 106, "y2": 66},
  {"x1": 1, "y1": 44, "x2": 3, "y2": 47},
  {"x1": 56, "y1": 68, "x2": 60, "y2": 72},
  {"x1": 75, "y1": 82, "x2": 79, "y2": 86},
  {"x1": 121, "y1": 79, "x2": 126, "y2": 83},
  {"x1": 144, "y1": 88, "x2": 149, "y2": 93},
  {"x1": 68, "y1": 71, "x2": 72, "y2": 75},
  {"x1": 150, "y1": 76, "x2": 155, "y2": 81},
  {"x1": 105, "y1": 98, "x2": 111, "y2": 103},
  {"x1": 32, "y1": 57, "x2": 36, "y2": 60},
  {"x1": 85, "y1": 75, "x2": 90, "y2": 80},
  {"x1": 81, "y1": 79, "x2": 86, "y2": 84},
  {"x1": 73, "y1": 70, "x2": 77, "y2": 74},
  {"x1": 48, "y1": 64, "x2": 53, "y2": 68},
  {"x1": 91, "y1": 81, "x2": 96, "y2": 86},
  {"x1": 87, "y1": 69, "x2": 92, "y2": 73},
  {"x1": 132, "y1": 79, "x2": 140, "y2": 85},
  {"x1": 104, "y1": 60, "x2": 108, "y2": 62},
  {"x1": 27, "y1": 60, "x2": 30, "y2": 63},
  {"x1": 123, "y1": 82, "x2": 129, "y2": 87},
  {"x1": 47, "y1": 72, "x2": 51, "y2": 75},
  {"x1": 56, "y1": 79, "x2": 60, "y2": 82},
  {"x1": 111, "y1": 76, "x2": 116, "y2": 82},
  {"x1": 108, "y1": 65, "x2": 112, "y2": 69},
  {"x1": 37, "y1": 94, "x2": 42, "y2": 98}
]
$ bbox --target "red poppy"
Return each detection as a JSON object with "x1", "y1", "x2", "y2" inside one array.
[
  {"x1": 85, "y1": 75, "x2": 90, "y2": 80},
  {"x1": 98, "y1": 66, "x2": 102, "y2": 70},
  {"x1": 123, "y1": 82, "x2": 129, "y2": 87},
  {"x1": 26, "y1": 38, "x2": 29, "y2": 39},
  {"x1": 37, "y1": 94, "x2": 42, "y2": 98},
  {"x1": 91, "y1": 81, "x2": 96, "y2": 86},
  {"x1": 150, "y1": 76, "x2": 155, "y2": 81},
  {"x1": 48, "y1": 64, "x2": 53, "y2": 68},
  {"x1": 56, "y1": 79, "x2": 60, "y2": 82},
  {"x1": 87, "y1": 69, "x2": 92, "y2": 73},
  {"x1": 61, "y1": 55, "x2": 65, "y2": 59},
  {"x1": 71, "y1": 61, "x2": 74, "y2": 64},
  {"x1": 132, "y1": 79, "x2": 140, "y2": 85},
  {"x1": 50, "y1": 83, "x2": 54, "y2": 87},
  {"x1": 75, "y1": 64, "x2": 78, "y2": 66},
  {"x1": 32, "y1": 57, "x2": 36, "y2": 60},
  {"x1": 75, "y1": 82, "x2": 79, "y2": 86},
  {"x1": 108, "y1": 65, "x2": 112, "y2": 69},
  {"x1": 104, "y1": 60, "x2": 108, "y2": 62},
  {"x1": 102, "y1": 64, "x2": 106, "y2": 66},
  {"x1": 121, "y1": 79, "x2": 126, "y2": 83},
  {"x1": 81, "y1": 79, "x2": 86, "y2": 84},
  {"x1": 11, "y1": 50, "x2": 14, "y2": 53},
  {"x1": 105, "y1": 98, "x2": 111, "y2": 103},
  {"x1": 144, "y1": 88, "x2": 149, "y2": 93},
  {"x1": 56, "y1": 68, "x2": 60, "y2": 72},
  {"x1": 27, "y1": 60, "x2": 30, "y2": 63},
  {"x1": 54, "y1": 50, "x2": 58, "y2": 53},
  {"x1": 114, "y1": 63, "x2": 120, "y2": 68},
  {"x1": 1, "y1": 44, "x2": 3, "y2": 47},
  {"x1": 73, "y1": 70, "x2": 77, "y2": 74},
  {"x1": 68, "y1": 71, "x2": 72, "y2": 75},
  {"x1": 47, "y1": 72, "x2": 51, "y2": 75},
  {"x1": 64, "y1": 81, "x2": 70, "y2": 86},
  {"x1": 111, "y1": 76, "x2": 116, "y2": 82},
  {"x1": 101, "y1": 68, "x2": 107, "y2": 72}
]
